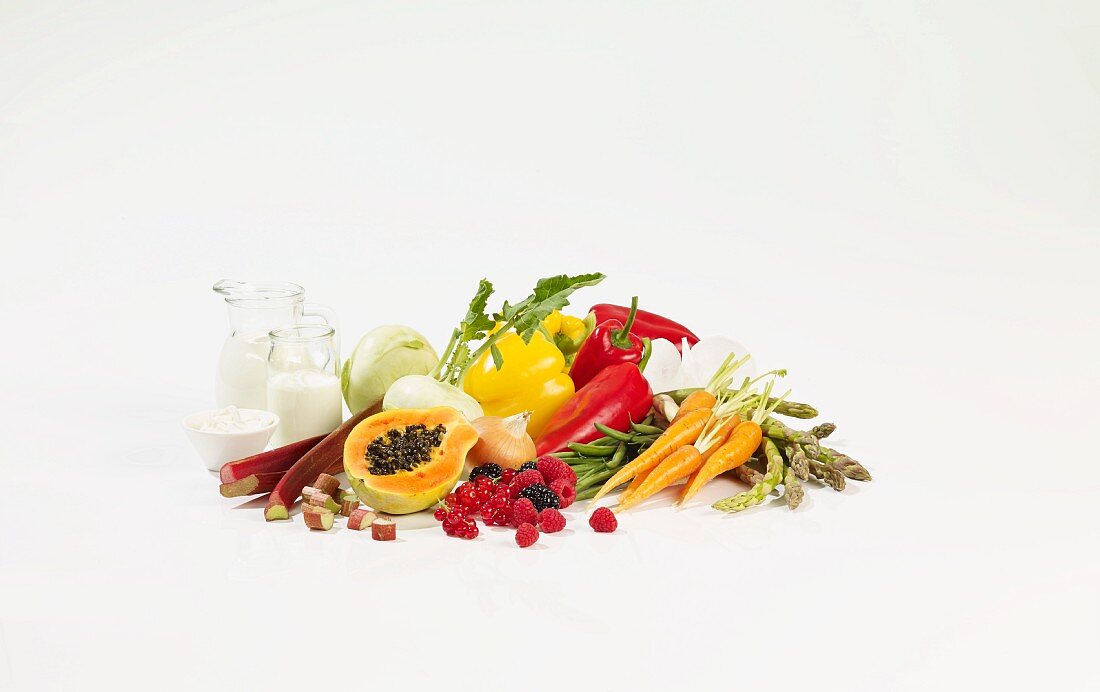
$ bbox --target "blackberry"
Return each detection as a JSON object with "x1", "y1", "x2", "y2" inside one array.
[
  {"x1": 469, "y1": 463, "x2": 502, "y2": 483},
  {"x1": 519, "y1": 460, "x2": 538, "y2": 473},
  {"x1": 518, "y1": 483, "x2": 560, "y2": 511}
]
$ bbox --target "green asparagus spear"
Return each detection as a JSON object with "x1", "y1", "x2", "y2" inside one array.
[
  {"x1": 664, "y1": 388, "x2": 818, "y2": 419},
  {"x1": 730, "y1": 465, "x2": 764, "y2": 486},
  {"x1": 783, "y1": 466, "x2": 803, "y2": 509},
  {"x1": 820, "y1": 447, "x2": 872, "y2": 481},
  {"x1": 713, "y1": 439, "x2": 786, "y2": 513},
  {"x1": 771, "y1": 400, "x2": 818, "y2": 419},
  {"x1": 808, "y1": 458, "x2": 845, "y2": 491},
  {"x1": 810, "y1": 422, "x2": 836, "y2": 439},
  {"x1": 784, "y1": 442, "x2": 810, "y2": 481},
  {"x1": 761, "y1": 418, "x2": 820, "y2": 456}
]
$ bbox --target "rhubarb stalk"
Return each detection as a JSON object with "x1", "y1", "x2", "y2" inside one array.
[
  {"x1": 264, "y1": 404, "x2": 379, "y2": 521},
  {"x1": 219, "y1": 433, "x2": 326, "y2": 484}
]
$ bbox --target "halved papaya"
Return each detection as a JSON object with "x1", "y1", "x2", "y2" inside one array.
[{"x1": 344, "y1": 407, "x2": 477, "y2": 514}]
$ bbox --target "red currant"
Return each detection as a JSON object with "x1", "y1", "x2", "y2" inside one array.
[
  {"x1": 433, "y1": 507, "x2": 447, "y2": 521},
  {"x1": 500, "y1": 468, "x2": 516, "y2": 483},
  {"x1": 458, "y1": 491, "x2": 477, "y2": 508}
]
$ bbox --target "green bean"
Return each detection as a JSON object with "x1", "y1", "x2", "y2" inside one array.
[
  {"x1": 607, "y1": 442, "x2": 627, "y2": 468},
  {"x1": 593, "y1": 422, "x2": 634, "y2": 442},
  {"x1": 568, "y1": 441, "x2": 616, "y2": 456},
  {"x1": 629, "y1": 421, "x2": 666, "y2": 435},
  {"x1": 574, "y1": 467, "x2": 616, "y2": 492}
]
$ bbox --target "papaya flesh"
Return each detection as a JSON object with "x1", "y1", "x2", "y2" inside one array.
[{"x1": 344, "y1": 407, "x2": 477, "y2": 514}]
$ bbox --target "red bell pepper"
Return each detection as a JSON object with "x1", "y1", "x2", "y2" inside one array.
[
  {"x1": 535, "y1": 362, "x2": 653, "y2": 455},
  {"x1": 588, "y1": 302, "x2": 699, "y2": 351},
  {"x1": 569, "y1": 296, "x2": 649, "y2": 389}
]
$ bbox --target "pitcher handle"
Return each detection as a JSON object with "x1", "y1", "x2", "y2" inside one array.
[{"x1": 302, "y1": 303, "x2": 340, "y2": 359}]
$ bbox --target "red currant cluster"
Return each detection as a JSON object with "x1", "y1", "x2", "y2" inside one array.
[{"x1": 433, "y1": 457, "x2": 580, "y2": 546}]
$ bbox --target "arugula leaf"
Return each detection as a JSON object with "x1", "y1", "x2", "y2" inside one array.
[
  {"x1": 460, "y1": 278, "x2": 496, "y2": 342},
  {"x1": 510, "y1": 272, "x2": 606, "y2": 342}
]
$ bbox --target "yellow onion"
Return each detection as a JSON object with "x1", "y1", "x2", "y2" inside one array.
[{"x1": 467, "y1": 411, "x2": 537, "y2": 472}]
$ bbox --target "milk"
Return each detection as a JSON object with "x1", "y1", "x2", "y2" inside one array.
[
  {"x1": 215, "y1": 331, "x2": 271, "y2": 410},
  {"x1": 267, "y1": 369, "x2": 343, "y2": 446}
]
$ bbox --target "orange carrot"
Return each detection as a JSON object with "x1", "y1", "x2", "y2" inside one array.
[
  {"x1": 679, "y1": 415, "x2": 740, "y2": 499},
  {"x1": 677, "y1": 420, "x2": 763, "y2": 506},
  {"x1": 677, "y1": 378, "x2": 789, "y2": 506},
  {"x1": 619, "y1": 415, "x2": 740, "y2": 509},
  {"x1": 671, "y1": 390, "x2": 717, "y2": 424},
  {"x1": 617, "y1": 445, "x2": 704, "y2": 511},
  {"x1": 701, "y1": 416, "x2": 740, "y2": 459},
  {"x1": 589, "y1": 408, "x2": 711, "y2": 504},
  {"x1": 620, "y1": 465, "x2": 654, "y2": 502}
]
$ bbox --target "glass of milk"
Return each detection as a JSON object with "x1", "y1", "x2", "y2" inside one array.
[{"x1": 266, "y1": 325, "x2": 344, "y2": 446}]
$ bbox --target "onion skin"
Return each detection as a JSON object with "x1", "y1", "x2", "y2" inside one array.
[{"x1": 467, "y1": 411, "x2": 536, "y2": 471}]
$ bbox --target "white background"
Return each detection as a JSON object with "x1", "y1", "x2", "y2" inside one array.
[{"x1": 2, "y1": 1, "x2": 1098, "y2": 690}]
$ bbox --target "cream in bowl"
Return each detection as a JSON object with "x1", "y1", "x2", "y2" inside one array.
[{"x1": 182, "y1": 406, "x2": 279, "y2": 472}]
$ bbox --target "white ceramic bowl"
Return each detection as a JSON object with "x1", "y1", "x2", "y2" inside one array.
[{"x1": 181, "y1": 408, "x2": 279, "y2": 472}]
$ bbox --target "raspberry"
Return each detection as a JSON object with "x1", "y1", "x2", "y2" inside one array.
[
  {"x1": 536, "y1": 455, "x2": 576, "y2": 487},
  {"x1": 538, "y1": 508, "x2": 566, "y2": 533},
  {"x1": 515, "y1": 522, "x2": 539, "y2": 548},
  {"x1": 549, "y1": 478, "x2": 576, "y2": 508},
  {"x1": 589, "y1": 507, "x2": 618, "y2": 533},
  {"x1": 512, "y1": 469, "x2": 544, "y2": 490},
  {"x1": 511, "y1": 498, "x2": 538, "y2": 526}
]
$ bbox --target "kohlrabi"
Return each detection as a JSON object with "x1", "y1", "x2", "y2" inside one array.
[
  {"x1": 382, "y1": 374, "x2": 484, "y2": 421},
  {"x1": 341, "y1": 325, "x2": 439, "y2": 414}
]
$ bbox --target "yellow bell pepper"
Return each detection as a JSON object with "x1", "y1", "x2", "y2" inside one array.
[
  {"x1": 541, "y1": 310, "x2": 594, "y2": 364},
  {"x1": 461, "y1": 330, "x2": 575, "y2": 438}
]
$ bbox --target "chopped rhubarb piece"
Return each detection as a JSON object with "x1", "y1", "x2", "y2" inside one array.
[
  {"x1": 219, "y1": 434, "x2": 326, "y2": 484},
  {"x1": 264, "y1": 405, "x2": 378, "y2": 521},
  {"x1": 220, "y1": 471, "x2": 283, "y2": 498},
  {"x1": 371, "y1": 518, "x2": 396, "y2": 541},
  {"x1": 307, "y1": 493, "x2": 340, "y2": 513},
  {"x1": 302, "y1": 506, "x2": 334, "y2": 531},
  {"x1": 312, "y1": 473, "x2": 340, "y2": 498},
  {"x1": 347, "y1": 508, "x2": 377, "y2": 531},
  {"x1": 340, "y1": 495, "x2": 360, "y2": 517}
]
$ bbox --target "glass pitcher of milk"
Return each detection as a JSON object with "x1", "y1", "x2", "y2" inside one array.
[
  {"x1": 267, "y1": 325, "x2": 343, "y2": 446},
  {"x1": 212, "y1": 280, "x2": 337, "y2": 410}
]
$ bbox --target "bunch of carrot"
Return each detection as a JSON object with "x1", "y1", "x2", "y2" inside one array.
[{"x1": 590, "y1": 370, "x2": 789, "y2": 511}]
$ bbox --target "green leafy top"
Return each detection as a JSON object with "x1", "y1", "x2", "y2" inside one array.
[{"x1": 432, "y1": 272, "x2": 606, "y2": 386}]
